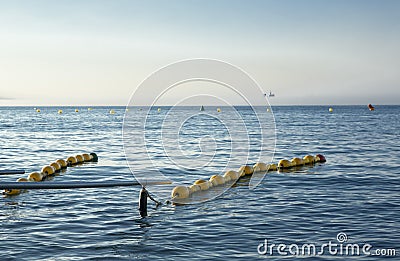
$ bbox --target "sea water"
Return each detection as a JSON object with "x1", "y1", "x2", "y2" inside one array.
[{"x1": 0, "y1": 106, "x2": 399, "y2": 260}]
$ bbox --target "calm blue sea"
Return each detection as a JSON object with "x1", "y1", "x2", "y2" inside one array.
[{"x1": 0, "y1": 106, "x2": 399, "y2": 260}]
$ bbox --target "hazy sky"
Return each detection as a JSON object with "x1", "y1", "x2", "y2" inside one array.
[{"x1": 0, "y1": 0, "x2": 399, "y2": 105}]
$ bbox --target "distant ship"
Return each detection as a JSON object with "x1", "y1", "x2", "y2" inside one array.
[{"x1": 264, "y1": 91, "x2": 275, "y2": 97}]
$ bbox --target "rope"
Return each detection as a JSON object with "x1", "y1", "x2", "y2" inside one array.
[
  {"x1": 0, "y1": 180, "x2": 171, "y2": 190},
  {"x1": 0, "y1": 170, "x2": 25, "y2": 175}
]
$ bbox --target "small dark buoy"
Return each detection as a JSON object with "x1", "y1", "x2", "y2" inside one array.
[
  {"x1": 368, "y1": 104, "x2": 375, "y2": 111},
  {"x1": 315, "y1": 154, "x2": 326, "y2": 163},
  {"x1": 90, "y1": 153, "x2": 98, "y2": 162}
]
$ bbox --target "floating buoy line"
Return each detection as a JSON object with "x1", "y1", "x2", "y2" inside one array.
[
  {"x1": 2, "y1": 153, "x2": 98, "y2": 196},
  {"x1": 1, "y1": 151, "x2": 326, "y2": 218},
  {"x1": 171, "y1": 154, "x2": 326, "y2": 200},
  {"x1": 2, "y1": 153, "x2": 327, "y2": 200}
]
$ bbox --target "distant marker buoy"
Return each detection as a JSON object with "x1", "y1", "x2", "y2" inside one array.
[
  {"x1": 329, "y1": 107, "x2": 333, "y2": 112},
  {"x1": 171, "y1": 186, "x2": 190, "y2": 199},
  {"x1": 200, "y1": 105, "x2": 205, "y2": 111},
  {"x1": 75, "y1": 109, "x2": 79, "y2": 112},
  {"x1": 88, "y1": 108, "x2": 92, "y2": 111},
  {"x1": 157, "y1": 108, "x2": 161, "y2": 112},
  {"x1": 368, "y1": 104, "x2": 375, "y2": 111},
  {"x1": 58, "y1": 109, "x2": 63, "y2": 114},
  {"x1": 217, "y1": 107, "x2": 221, "y2": 113},
  {"x1": 36, "y1": 109, "x2": 41, "y2": 113},
  {"x1": 109, "y1": 109, "x2": 115, "y2": 114}
]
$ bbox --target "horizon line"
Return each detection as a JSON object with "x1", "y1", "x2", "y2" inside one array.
[{"x1": 0, "y1": 104, "x2": 398, "y2": 107}]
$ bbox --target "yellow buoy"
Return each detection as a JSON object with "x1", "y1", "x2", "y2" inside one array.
[
  {"x1": 209, "y1": 175, "x2": 225, "y2": 186},
  {"x1": 66, "y1": 156, "x2": 78, "y2": 165},
  {"x1": 41, "y1": 165, "x2": 55, "y2": 176},
  {"x1": 109, "y1": 109, "x2": 115, "y2": 114},
  {"x1": 58, "y1": 109, "x2": 63, "y2": 114},
  {"x1": 157, "y1": 108, "x2": 161, "y2": 112},
  {"x1": 278, "y1": 159, "x2": 291, "y2": 169},
  {"x1": 237, "y1": 167, "x2": 246, "y2": 177},
  {"x1": 75, "y1": 109, "x2": 79, "y2": 112},
  {"x1": 88, "y1": 107, "x2": 92, "y2": 111},
  {"x1": 194, "y1": 179, "x2": 211, "y2": 190},
  {"x1": 222, "y1": 174, "x2": 231, "y2": 182},
  {"x1": 171, "y1": 186, "x2": 190, "y2": 199},
  {"x1": 50, "y1": 162, "x2": 61, "y2": 172},
  {"x1": 188, "y1": 184, "x2": 201, "y2": 194},
  {"x1": 253, "y1": 162, "x2": 269, "y2": 172},
  {"x1": 268, "y1": 163, "x2": 278, "y2": 171},
  {"x1": 303, "y1": 155, "x2": 315, "y2": 164},
  {"x1": 56, "y1": 159, "x2": 68, "y2": 169},
  {"x1": 75, "y1": 155, "x2": 85, "y2": 163},
  {"x1": 290, "y1": 157, "x2": 304, "y2": 167},
  {"x1": 238, "y1": 165, "x2": 253, "y2": 175},
  {"x1": 36, "y1": 109, "x2": 41, "y2": 113},
  {"x1": 329, "y1": 107, "x2": 333, "y2": 112},
  {"x1": 217, "y1": 107, "x2": 221, "y2": 112},
  {"x1": 224, "y1": 170, "x2": 239, "y2": 181},
  {"x1": 28, "y1": 172, "x2": 43, "y2": 182},
  {"x1": 82, "y1": 153, "x2": 92, "y2": 162},
  {"x1": 6, "y1": 177, "x2": 28, "y2": 196},
  {"x1": 4, "y1": 185, "x2": 21, "y2": 196}
]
